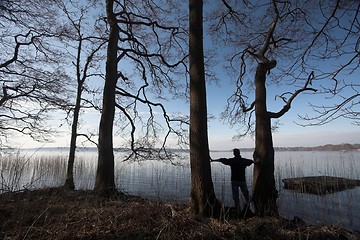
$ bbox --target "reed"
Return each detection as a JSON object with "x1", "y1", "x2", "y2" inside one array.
[
  {"x1": 0, "y1": 152, "x2": 69, "y2": 193},
  {"x1": 1, "y1": 149, "x2": 359, "y2": 231},
  {"x1": 275, "y1": 151, "x2": 360, "y2": 230},
  {"x1": 1, "y1": 151, "x2": 31, "y2": 193}
]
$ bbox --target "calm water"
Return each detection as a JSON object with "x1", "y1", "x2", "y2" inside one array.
[{"x1": 1, "y1": 149, "x2": 360, "y2": 230}]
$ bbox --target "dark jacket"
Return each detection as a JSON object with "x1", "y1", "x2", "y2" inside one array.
[{"x1": 217, "y1": 156, "x2": 253, "y2": 182}]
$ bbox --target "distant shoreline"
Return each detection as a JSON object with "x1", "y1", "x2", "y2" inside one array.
[
  {"x1": 12, "y1": 143, "x2": 360, "y2": 153},
  {"x1": 274, "y1": 143, "x2": 360, "y2": 152},
  {"x1": 222, "y1": 143, "x2": 360, "y2": 152}
]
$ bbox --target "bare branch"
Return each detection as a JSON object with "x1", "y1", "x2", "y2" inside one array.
[
  {"x1": 269, "y1": 71, "x2": 317, "y2": 119},
  {"x1": 77, "y1": 133, "x2": 98, "y2": 147},
  {"x1": 0, "y1": 31, "x2": 40, "y2": 68},
  {"x1": 242, "y1": 101, "x2": 255, "y2": 113}
]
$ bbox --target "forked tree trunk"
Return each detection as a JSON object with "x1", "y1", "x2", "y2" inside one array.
[
  {"x1": 93, "y1": 0, "x2": 117, "y2": 196},
  {"x1": 189, "y1": 0, "x2": 220, "y2": 218},
  {"x1": 252, "y1": 62, "x2": 278, "y2": 216}
]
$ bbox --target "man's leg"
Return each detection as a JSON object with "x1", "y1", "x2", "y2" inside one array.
[
  {"x1": 231, "y1": 181, "x2": 241, "y2": 209},
  {"x1": 239, "y1": 181, "x2": 250, "y2": 204}
]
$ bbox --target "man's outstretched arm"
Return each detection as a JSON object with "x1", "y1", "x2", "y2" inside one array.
[
  {"x1": 243, "y1": 158, "x2": 254, "y2": 166},
  {"x1": 210, "y1": 158, "x2": 227, "y2": 163}
]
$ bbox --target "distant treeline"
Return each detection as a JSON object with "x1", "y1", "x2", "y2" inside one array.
[
  {"x1": 274, "y1": 143, "x2": 360, "y2": 152},
  {"x1": 19, "y1": 143, "x2": 360, "y2": 153},
  {"x1": 233, "y1": 143, "x2": 360, "y2": 152}
]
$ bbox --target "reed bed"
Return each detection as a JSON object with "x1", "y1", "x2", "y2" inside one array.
[{"x1": 1, "y1": 149, "x2": 360, "y2": 232}]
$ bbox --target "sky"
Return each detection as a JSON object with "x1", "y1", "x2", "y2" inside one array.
[
  {"x1": 11, "y1": 0, "x2": 360, "y2": 151},
  {"x1": 206, "y1": 81, "x2": 360, "y2": 150},
  {"x1": 17, "y1": 99, "x2": 360, "y2": 151},
  {"x1": 16, "y1": 77, "x2": 359, "y2": 151}
]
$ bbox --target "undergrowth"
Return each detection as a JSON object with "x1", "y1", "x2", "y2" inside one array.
[{"x1": 0, "y1": 188, "x2": 359, "y2": 240}]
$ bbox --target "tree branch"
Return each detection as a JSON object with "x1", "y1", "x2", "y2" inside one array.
[{"x1": 269, "y1": 71, "x2": 317, "y2": 118}]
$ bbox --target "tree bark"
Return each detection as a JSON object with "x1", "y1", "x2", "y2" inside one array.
[
  {"x1": 252, "y1": 62, "x2": 278, "y2": 216},
  {"x1": 64, "y1": 83, "x2": 82, "y2": 190},
  {"x1": 64, "y1": 37, "x2": 84, "y2": 190},
  {"x1": 189, "y1": 0, "x2": 220, "y2": 218},
  {"x1": 93, "y1": 0, "x2": 117, "y2": 196}
]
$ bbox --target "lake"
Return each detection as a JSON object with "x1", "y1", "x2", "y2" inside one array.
[{"x1": 1, "y1": 149, "x2": 359, "y2": 231}]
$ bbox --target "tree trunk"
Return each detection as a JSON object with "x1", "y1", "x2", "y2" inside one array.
[
  {"x1": 189, "y1": 0, "x2": 220, "y2": 218},
  {"x1": 64, "y1": 84, "x2": 82, "y2": 190},
  {"x1": 93, "y1": 0, "x2": 117, "y2": 196},
  {"x1": 252, "y1": 62, "x2": 278, "y2": 216}
]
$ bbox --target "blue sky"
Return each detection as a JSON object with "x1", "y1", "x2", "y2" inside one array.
[
  {"x1": 14, "y1": 1, "x2": 360, "y2": 150},
  {"x1": 205, "y1": 79, "x2": 360, "y2": 150},
  {"x1": 17, "y1": 74, "x2": 359, "y2": 150}
]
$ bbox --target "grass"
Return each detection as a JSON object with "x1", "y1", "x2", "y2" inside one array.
[
  {"x1": 1, "y1": 187, "x2": 359, "y2": 240},
  {"x1": 1, "y1": 151, "x2": 360, "y2": 239}
]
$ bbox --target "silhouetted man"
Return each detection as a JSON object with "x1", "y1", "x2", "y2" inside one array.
[{"x1": 211, "y1": 148, "x2": 254, "y2": 210}]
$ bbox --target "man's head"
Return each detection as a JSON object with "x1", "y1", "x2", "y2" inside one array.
[{"x1": 233, "y1": 148, "x2": 240, "y2": 156}]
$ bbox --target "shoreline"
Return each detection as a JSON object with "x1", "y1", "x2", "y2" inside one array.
[{"x1": 1, "y1": 187, "x2": 359, "y2": 239}]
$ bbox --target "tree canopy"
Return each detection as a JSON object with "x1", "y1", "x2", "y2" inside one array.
[
  {"x1": 207, "y1": 0, "x2": 359, "y2": 135},
  {"x1": 0, "y1": 0, "x2": 72, "y2": 146}
]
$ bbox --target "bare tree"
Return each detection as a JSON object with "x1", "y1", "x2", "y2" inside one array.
[
  {"x1": 206, "y1": 0, "x2": 360, "y2": 216},
  {"x1": 94, "y1": 0, "x2": 188, "y2": 195},
  {"x1": 188, "y1": 0, "x2": 220, "y2": 217},
  {"x1": 0, "y1": 0, "x2": 71, "y2": 146},
  {"x1": 55, "y1": 0, "x2": 107, "y2": 190},
  {"x1": 223, "y1": 0, "x2": 359, "y2": 129},
  {"x1": 93, "y1": 0, "x2": 118, "y2": 195}
]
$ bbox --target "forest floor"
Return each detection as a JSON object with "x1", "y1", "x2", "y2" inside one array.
[{"x1": 0, "y1": 187, "x2": 359, "y2": 240}]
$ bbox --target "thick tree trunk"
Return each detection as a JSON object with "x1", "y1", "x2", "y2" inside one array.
[
  {"x1": 252, "y1": 62, "x2": 278, "y2": 216},
  {"x1": 93, "y1": 0, "x2": 117, "y2": 196},
  {"x1": 189, "y1": 0, "x2": 220, "y2": 218}
]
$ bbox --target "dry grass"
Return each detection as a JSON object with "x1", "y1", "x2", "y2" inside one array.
[{"x1": 0, "y1": 188, "x2": 359, "y2": 240}]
